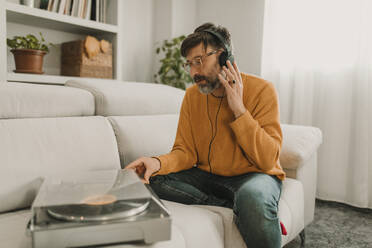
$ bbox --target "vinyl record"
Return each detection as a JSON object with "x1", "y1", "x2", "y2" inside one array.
[{"x1": 47, "y1": 196, "x2": 150, "y2": 222}]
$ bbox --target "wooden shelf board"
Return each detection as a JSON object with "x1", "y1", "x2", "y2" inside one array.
[
  {"x1": 7, "y1": 72, "x2": 116, "y2": 85},
  {"x1": 6, "y1": 2, "x2": 118, "y2": 35}
]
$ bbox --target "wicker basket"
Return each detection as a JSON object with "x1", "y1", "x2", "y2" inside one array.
[{"x1": 61, "y1": 40, "x2": 113, "y2": 79}]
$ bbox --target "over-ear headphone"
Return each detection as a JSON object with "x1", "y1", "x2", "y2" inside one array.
[{"x1": 203, "y1": 29, "x2": 234, "y2": 67}]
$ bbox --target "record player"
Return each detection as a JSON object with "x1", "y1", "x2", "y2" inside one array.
[{"x1": 27, "y1": 169, "x2": 171, "y2": 248}]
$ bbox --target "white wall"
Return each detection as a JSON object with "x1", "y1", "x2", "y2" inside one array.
[
  {"x1": 195, "y1": 0, "x2": 265, "y2": 76},
  {"x1": 120, "y1": 0, "x2": 265, "y2": 82},
  {"x1": 171, "y1": 0, "x2": 196, "y2": 37},
  {"x1": 120, "y1": 0, "x2": 154, "y2": 82},
  {"x1": 152, "y1": 0, "x2": 196, "y2": 84}
]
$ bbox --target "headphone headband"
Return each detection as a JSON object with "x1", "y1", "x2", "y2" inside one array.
[
  {"x1": 202, "y1": 28, "x2": 234, "y2": 67},
  {"x1": 203, "y1": 29, "x2": 231, "y2": 56}
]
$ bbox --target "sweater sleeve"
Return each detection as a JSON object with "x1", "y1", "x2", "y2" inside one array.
[
  {"x1": 152, "y1": 91, "x2": 197, "y2": 176},
  {"x1": 229, "y1": 82, "x2": 282, "y2": 171}
]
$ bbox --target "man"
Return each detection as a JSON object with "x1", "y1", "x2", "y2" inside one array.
[{"x1": 126, "y1": 23, "x2": 285, "y2": 248}]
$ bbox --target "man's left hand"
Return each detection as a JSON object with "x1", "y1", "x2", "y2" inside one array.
[{"x1": 218, "y1": 60, "x2": 246, "y2": 118}]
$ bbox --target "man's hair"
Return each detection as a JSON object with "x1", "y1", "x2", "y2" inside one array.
[{"x1": 180, "y1": 23, "x2": 232, "y2": 57}]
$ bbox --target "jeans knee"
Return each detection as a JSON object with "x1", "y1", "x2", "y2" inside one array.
[
  {"x1": 234, "y1": 186, "x2": 279, "y2": 220},
  {"x1": 234, "y1": 187, "x2": 281, "y2": 248}
]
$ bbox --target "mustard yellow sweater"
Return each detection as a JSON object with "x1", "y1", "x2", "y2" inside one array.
[{"x1": 154, "y1": 73, "x2": 286, "y2": 181}]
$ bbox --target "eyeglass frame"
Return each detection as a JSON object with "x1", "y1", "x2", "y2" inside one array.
[{"x1": 183, "y1": 50, "x2": 220, "y2": 72}]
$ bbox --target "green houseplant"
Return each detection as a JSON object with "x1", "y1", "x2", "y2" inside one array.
[
  {"x1": 154, "y1": 35, "x2": 192, "y2": 90},
  {"x1": 7, "y1": 32, "x2": 52, "y2": 74}
]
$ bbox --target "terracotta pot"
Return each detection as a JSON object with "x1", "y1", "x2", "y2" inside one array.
[{"x1": 11, "y1": 49, "x2": 47, "y2": 74}]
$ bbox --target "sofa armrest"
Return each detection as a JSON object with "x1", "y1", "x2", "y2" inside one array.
[
  {"x1": 280, "y1": 124, "x2": 323, "y2": 170},
  {"x1": 280, "y1": 124, "x2": 322, "y2": 226}
]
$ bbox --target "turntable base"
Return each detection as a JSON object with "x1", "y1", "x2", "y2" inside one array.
[
  {"x1": 31, "y1": 200, "x2": 170, "y2": 248},
  {"x1": 28, "y1": 170, "x2": 171, "y2": 248}
]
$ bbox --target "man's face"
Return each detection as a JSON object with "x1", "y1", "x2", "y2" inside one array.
[{"x1": 186, "y1": 43, "x2": 223, "y2": 94}]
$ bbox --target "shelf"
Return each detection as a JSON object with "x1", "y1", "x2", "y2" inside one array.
[
  {"x1": 5, "y1": 2, "x2": 118, "y2": 35},
  {"x1": 7, "y1": 72, "x2": 115, "y2": 85}
]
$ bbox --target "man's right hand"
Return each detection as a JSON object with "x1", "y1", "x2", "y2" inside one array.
[{"x1": 125, "y1": 157, "x2": 161, "y2": 184}]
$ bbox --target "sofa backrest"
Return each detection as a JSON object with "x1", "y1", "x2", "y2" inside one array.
[
  {"x1": 108, "y1": 115, "x2": 323, "y2": 173},
  {"x1": 108, "y1": 115, "x2": 179, "y2": 167},
  {"x1": 65, "y1": 79, "x2": 185, "y2": 116},
  {"x1": 0, "y1": 82, "x2": 94, "y2": 118},
  {"x1": 0, "y1": 116, "x2": 121, "y2": 213},
  {"x1": 0, "y1": 82, "x2": 121, "y2": 213}
]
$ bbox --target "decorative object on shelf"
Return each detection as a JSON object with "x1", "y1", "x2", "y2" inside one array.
[
  {"x1": 7, "y1": 32, "x2": 53, "y2": 74},
  {"x1": 61, "y1": 35, "x2": 112, "y2": 79},
  {"x1": 154, "y1": 35, "x2": 192, "y2": 90},
  {"x1": 20, "y1": 0, "x2": 34, "y2": 7}
]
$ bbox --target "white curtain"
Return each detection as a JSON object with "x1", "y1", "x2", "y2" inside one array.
[{"x1": 261, "y1": 0, "x2": 372, "y2": 208}]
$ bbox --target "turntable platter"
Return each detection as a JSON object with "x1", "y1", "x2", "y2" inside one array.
[{"x1": 47, "y1": 197, "x2": 150, "y2": 222}]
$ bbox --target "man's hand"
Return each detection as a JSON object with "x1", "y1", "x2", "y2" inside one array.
[
  {"x1": 125, "y1": 157, "x2": 161, "y2": 184},
  {"x1": 218, "y1": 60, "x2": 246, "y2": 119}
]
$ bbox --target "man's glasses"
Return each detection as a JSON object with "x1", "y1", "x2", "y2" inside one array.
[{"x1": 183, "y1": 50, "x2": 219, "y2": 72}]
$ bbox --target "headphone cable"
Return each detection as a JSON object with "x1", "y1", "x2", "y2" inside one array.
[{"x1": 206, "y1": 89, "x2": 225, "y2": 173}]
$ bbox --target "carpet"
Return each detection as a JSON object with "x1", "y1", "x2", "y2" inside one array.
[{"x1": 284, "y1": 199, "x2": 372, "y2": 248}]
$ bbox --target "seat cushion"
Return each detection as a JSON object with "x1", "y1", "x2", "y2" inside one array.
[
  {"x1": 163, "y1": 200, "x2": 224, "y2": 248},
  {"x1": 195, "y1": 178, "x2": 304, "y2": 247},
  {"x1": 280, "y1": 124, "x2": 323, "y2": 169},
  {"x1": 0, "y1": 82, "x2": 94, "y2": 119},
  {"x1": 0, "y1": 116, "x2": 121, "y2": 213},
  {"x1": 65, "y1": 79, "x2": 185, "y2": 116},
  {"x1": 0, "y1": 199, "x2": 226, "y2": 248},
  {"x1": 0, "y1": 180, "x2": 303, "y2": 248},
  {"x1": 0, "y1": 209, "x2": 30, "y2": 248},
  {"x1": 193, "y1": 205, "x2": 247, "y2": 248}
]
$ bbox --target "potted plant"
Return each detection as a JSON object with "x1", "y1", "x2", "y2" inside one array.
[
  {"x1": 154, "y1": 35, "x2": 192, "y2": 90},
  {"x1": 7, "y1": 32, "x2": 52, "y2": 74}
]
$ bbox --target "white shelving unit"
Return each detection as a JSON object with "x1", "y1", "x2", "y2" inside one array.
[{"x1": 0, "y1": 0, "x2": 123, "y2": 84}]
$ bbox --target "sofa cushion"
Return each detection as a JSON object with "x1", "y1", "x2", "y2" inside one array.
[
  {"x1": 108, "y1": 115, "x2": 179, "y2": 167},
  {"x1": 65, "y1": 79, "x2": 185, "y2": 116},
  {"x1": 0, "y1": 82, "x2": 94, "y2": 119},
  {"x1": 192, "y1": 205, "x2": 246, "y2": 248},
  {"x1": 194, "y1": 178, "x2": 304, "y2": 248},
  {"x1": 0, "y1": 199, "x2": 226, "y2": 248},
  {"x1": 280, "y1": 124, "x2": 323, "y2": 169},
  {"x1": 0, "y1": 181, "x2": 303, "y2": 248},
  {"x1": 0, "y1": 209, "x2": 30, "y2": 248},
  {"x1": 0, "y1": 116, "x2": 121, "y2": 213},
  {"x1": 163, "y1": 200, "x2": 224, "y2": 248},
  {"x1": 108, "y1": 116, "x2": 322, "y2": 173}
]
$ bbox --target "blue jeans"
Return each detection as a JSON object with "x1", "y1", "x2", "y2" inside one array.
[{"x1": 149, "y1": 167, "x2": 282, "y2": 248}]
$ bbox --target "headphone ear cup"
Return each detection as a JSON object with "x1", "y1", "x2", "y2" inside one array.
[
  {"x1": 227, "y1": 54, "x2": 235, "y2": 65},
  {"x1": 219, "y1": 51, "x2": 228, "y2": 67}
]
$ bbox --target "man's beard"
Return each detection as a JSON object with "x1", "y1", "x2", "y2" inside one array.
[{"x1": 193, "y1": 74, "x2": 221, "y2": 94}]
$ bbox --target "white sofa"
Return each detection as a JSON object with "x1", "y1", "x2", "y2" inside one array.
[{"x1": 0, "y1": 79, "x2": 322, "y2": 248}]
